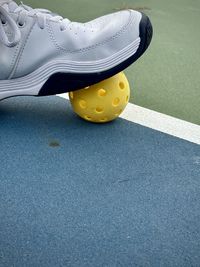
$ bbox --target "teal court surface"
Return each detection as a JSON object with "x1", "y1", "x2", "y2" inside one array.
[
  {"x1": 1, "y1": 0, "x2": 200, "y2": 266},
  {"x1": 0, "y1": 96, "x2": 200, "y2": 267}
]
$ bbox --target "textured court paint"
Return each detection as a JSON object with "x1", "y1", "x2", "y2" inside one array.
[
  {"x1": 24, "y1": 0, "x2": 200, "y2": 125},
  {"x1": 0, "y1": 96, "x2": 200, "y2": 267}
]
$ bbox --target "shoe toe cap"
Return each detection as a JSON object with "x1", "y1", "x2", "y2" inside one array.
[
  {"x1": 88, "y1": 10, "x2": 142, "y2": 44},
  {"x1": 50, "y1": 9, "x2": 143, "y2": 62}
]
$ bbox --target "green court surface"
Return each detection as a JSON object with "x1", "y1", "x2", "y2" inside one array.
[{"x1": 24, "y1": 0, "x2": 200, "y2": 125}]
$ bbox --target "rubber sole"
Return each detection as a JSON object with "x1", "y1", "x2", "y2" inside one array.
[{"x1": 38, "y1": 13, "x2": 153, "y2": 96}]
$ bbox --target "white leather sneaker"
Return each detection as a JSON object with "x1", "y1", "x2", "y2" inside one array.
[{"x1": 0, "y1": 0, "x2": 153, "y2": 100}]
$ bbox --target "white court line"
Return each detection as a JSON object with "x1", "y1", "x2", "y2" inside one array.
[{"x1": 58, "y1": 93, "x2": 200, "y2": 145}]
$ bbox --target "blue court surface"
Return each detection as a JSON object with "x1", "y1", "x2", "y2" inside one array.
[{"x1": 0, "y1": 96, "x2": 200, "y2": 267}]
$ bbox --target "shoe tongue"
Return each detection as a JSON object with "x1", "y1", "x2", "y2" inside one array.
[{"x1": 1, "y1": 1, "x2": 19, "y2": 12}]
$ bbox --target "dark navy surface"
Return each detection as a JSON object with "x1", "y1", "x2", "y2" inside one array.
[{"x1": 0, "y1": 96, "x2": 200, "y2": 267}]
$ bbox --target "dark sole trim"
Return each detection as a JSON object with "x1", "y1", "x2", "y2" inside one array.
[{"x1": 38, "y1": 13, "x2": 153, "y2": 96}]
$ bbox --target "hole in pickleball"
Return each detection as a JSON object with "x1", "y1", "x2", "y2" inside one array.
[
  {"x1": 119, "y1": 82, "x2": 125, "y2": 90},
  {"x1": 85, "y1": 115, "x2": 92, "y2": 121},
  {"x1": 98, "y1": 89, "x2": 106, "y2": 97},
  {"x1": 96, "y1": 107, "x2": 104, "y2": 113},
  {"x1": 112, "y1": 97, "x2": 120, "y2": 107},
  {"x1": 79, "y1": 100, "x2": 87, "y2": 109},
  {"x1": 100, "y1": 118, "x2": 108, "y2": 122},
  {"x1": 115, "y1": 109, "x2": 123, "y2": 117}
]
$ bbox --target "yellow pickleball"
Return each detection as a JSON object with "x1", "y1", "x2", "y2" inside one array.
[{"x1": 69, "y1": 72, "x2": 130, "y2": 123}]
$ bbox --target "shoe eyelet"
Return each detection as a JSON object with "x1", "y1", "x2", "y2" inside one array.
[
  {"x1": 18, "y1": 21, "x2": 25, "y2": 28},
  {"x1": 60, "y1": 26, "x2": 66, "y2": 32},
  {"x1": 1, "y1": 19, "x2": 7, "y2": 26}
]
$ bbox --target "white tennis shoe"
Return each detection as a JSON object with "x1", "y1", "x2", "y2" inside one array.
[{"x1": 0, "y1": 0, "x2": 153, "y2": 100}]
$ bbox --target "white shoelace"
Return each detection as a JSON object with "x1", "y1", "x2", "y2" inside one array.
[{"x1": 0, "y1": 0, "x2": 70, "y2": 47}]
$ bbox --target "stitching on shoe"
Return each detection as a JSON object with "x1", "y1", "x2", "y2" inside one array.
[
  {"x1": 47, "y1": 11, "x2": 135, "y2": 54},
  {"x1": 9, "y1": 18, "x2": 36, "y2": 78},
  {"x1": 9, "y1": 42, "x2": 20, "y2": 78},
  {"x1": 0, "y1": 25, "x2": 19, "y2": 79}
]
